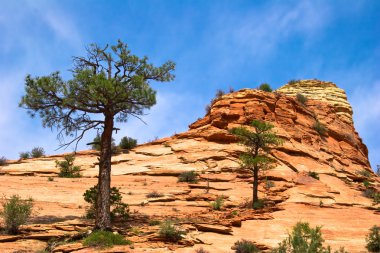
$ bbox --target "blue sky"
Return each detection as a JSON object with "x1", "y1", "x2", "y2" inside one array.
[{"x1": 0, "y1": 0, "x2": 379, "y2": 169}]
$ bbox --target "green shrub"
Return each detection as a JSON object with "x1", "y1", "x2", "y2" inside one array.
[
  {"x1": 146, "y1": 191, "x2": 163, "y2": 198},
  {"x1": 83, "y1": 230, "x2": 131, "y2": 248},
  {"x1": 91, "y1": 134, "x2": 117, "y2": 152},
  {"x1": 271, "y1": 222, "x2": 347, "y2": 253},
  {"x1": 56, "y1": 154, "x2": 81, "y2": 178},
  {"x1": 210, "y1": 195, "x2": 224, "y2": 210},
  {"x1": 178, "y1": 171, "x2": 199, "y2": 183},
  {"x1": 313, "y1": 121, "x2": 327, "y2": 136},
  {"x1": 265, "y1": 179, "x2": 275, "y2": 189},
  {"x1": 366, "y1": 225, "x2": 380, "y2": 252},
  {"x1": 363, "y1": 180, "x2": 371, "y2": 188},
  {"x1": 205, "y1": 104, "x2": 211, "y2": 114},
  {"x1": 288, "y1": 79, "x2": 300, "y2": 85},
  {"x1": 373, "y1": 192, "x2": 380, "y2": 205},
  {"x1": 83, "y1": 185, "x2": 129, "y2": 221},
  {"x1": 0, "y1": 156, "x2": 7, "y2": 166},
  {"x1": 308, "y1": 171, "x2": 320, "y2": 180},
  {"x1": 0, "y1": 195, "x2": 33, "y2": 234},
  {"x1": 234, "y1": 239, "x2": 260, "y2": 253},
  {"x1": 253, "y1": 199, "x2": 265, "y2": 210},
  {"x1": 31, "y1": 147, "x2": 45, "y2": 158},
  {"x1": 148, "y1": 220, "x2": 161, "y2": 226},
  {"x1": 48, "y1": 176, "x2": 54, "y2": 182},
  {"x1": 296, "y1": 93, "x2": 308, "y2": 105},
  {"x1": 215, "y1": 89, "x2": 225, "y2": 99},
  {"x1": 119, "y1": 136, "x2": 137, "y2": 150},
  {"x1": 357, "y1": 169, "x2": 372, "y2": 178},
  {"x1": 19, "y1": 152, "x2": 30, "y2": 159},
  {"x1": 258, "y1": 83, "x2": 272, "y2": 92},
  {"x1": 195, "y1": 247, "x2": 210, "y2": 253},
  {"x1": 159, "y1": 220, "x2": 186, "y2": 242}
]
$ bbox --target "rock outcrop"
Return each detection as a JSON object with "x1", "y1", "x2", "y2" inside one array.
[
  {"x1": 0, "y1": 81, "x2": 379, "y2": 252},
  {"x1": 277, "y1": 79, "x2": 354, "y2": 124}
]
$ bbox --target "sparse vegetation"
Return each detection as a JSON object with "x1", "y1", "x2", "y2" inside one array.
[
  {"x1": 271, "y1": 222, "x2": 348, "y2": 253},
  {"x1": 195, "y1": 247, "x2": 210, "y2": 253},
  {"x1": 48, "y1": 176, "x2": 54, "y2": 182},
  {"x1": 288, "y1": 79, "x2": 300, "y2": 85},
  {"x1": 146, "y1": 191, "x2": 164, "y2": 198},
  {"x1": 178, "y1": 171, "x2": 199, "y2": 183},
  {"x1": 19, "y1": 152, "x2": 30, "y2": 159},
  {"x1": 30, "y1": 147, "x2": 45, "y2": 158},
  {"x1": 215, "y1": 89, "x2": 225, "y2": 98},
  {"x1": 83, "y1": 231, "x2": 131, "y2": 248},
  {"x1": 119, "y1": 136, "x2": 137, "y2": 150},
  {"x1": 366, "y1": 225, "x2": 380, "y2": 252},
  {"x1": 357, "y1": 169, "x2": 372, "y2": 178},
  {"x1": 91, "y1": 134, "x2": 119, "y2": 154},
  {"x1": 296, "y1": 93, "x2": 308, "y2": 105},
  {"x1": 56, "y1": 154, "x2": 81, "y2": 178},
  {"x1": 376, "y1": 165, "x2": 380, "y2": 176},
  {"x1": 258, "y1": 83, "x2": 272, "y2": 92},
  {"x1": 308, "y1": 171, "x2": 320, "y2": 180},
  {"x1": 159, "y1": 220, "x2": 186, "y2": 242},
  {"x1": 0, "y1": 156, "x2": 7, "y2": 166},
  {"x1": 148, "y1": 219, "x2": 161, "y2": 226},
  {"x1": 313, "y1": 121, "x2": 327, "y2": 136},
  {"x1": 210, "y1": 195, "x2": 224, "y2": 210},
  {"x1": 83, "y1": 185, "x2": 129, "y2": 221},
  {"x1": 0, "y1": 195, "x2": 33, "y2": 234},
  {"x1": 253, "y1": 199, "x2": 265, "y2": 210},
  {"x1": 230, "y1": 120, "x2": 282, "y2": 208},
  {"x1": 234, "y1": 239, "x2": 260, "y2": 253}
]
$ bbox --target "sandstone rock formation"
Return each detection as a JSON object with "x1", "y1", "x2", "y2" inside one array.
[
  {"x1": 0, "y1": 81, "x2": 379, "y2": 252},
  {"x1": 277, "y1": 79, "x2": 354, "y2": 124}
]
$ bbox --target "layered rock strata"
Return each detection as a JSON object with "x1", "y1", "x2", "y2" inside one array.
[
  {"x1": 277, "y1": 79, "x2": 353, "y2": 124},
  {"x1": 1, "y1": 83, "x2": 379, "y2": 252}
]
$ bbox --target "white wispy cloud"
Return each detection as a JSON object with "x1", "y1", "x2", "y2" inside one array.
[{"x1": 0, "y1": 1, "x2": 83, "y2": 159}]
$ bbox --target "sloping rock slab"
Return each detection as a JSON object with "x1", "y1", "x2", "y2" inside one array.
[{"x1": 195, "y1": 223, "x2": 233, "y2": 235}]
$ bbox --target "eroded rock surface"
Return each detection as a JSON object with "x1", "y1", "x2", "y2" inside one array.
[{"x1": 0, "y1": 84, "x2": 379, "y2": 252}]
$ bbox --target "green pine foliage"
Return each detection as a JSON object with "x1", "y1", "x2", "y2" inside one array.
[
  {"x1": 19, "y1": 152, "x2": 30, "y2": 159},
  {"x1": 258, "y1": 83, "x2": 272, "y2": 92},
  {"x1": 19, "y1": 40, "x2": 175, "y2": 229},
  {"x1": 230, "y1": 120, "x2": 283, "y2": 208},
  {"x1": 83, "y1": 185, "x2": 129, "y2": 221},
  {"x1": 119, "y1": 136, "x2": 137, "y2": 150},
  {"x1": 56, "y1": 154, "x2": 81, "y2": 178},
  {"x1": 271, "y1": 222, "x2": 348, "y2": 253},
  {"x1": 366, "y1": 225, "x2": 380, "y2": 252}
]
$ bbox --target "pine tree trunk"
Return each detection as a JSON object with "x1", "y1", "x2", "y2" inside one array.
[
  {"x1": 252, "y1": 165, "x2": 259, "y2": 209},
  {"x1": 95, "y1": 114, "x2": 113, "y2": 230}
]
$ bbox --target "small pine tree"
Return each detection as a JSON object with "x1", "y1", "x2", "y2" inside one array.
[
  {"x1": 119, "y1": 136, "x2": 137, "y2": 150},
  {"x1": 259, "y1": 83, "x2": 272, "y2": 92},
  {"x1": 83, "y1": 185, "x2": 129, "y2": 221},
  {"x1": 56, "y1": 154, "x2": 81, "y2": 178},
  {"x1": 230, "y1": 120, "x2": 282, "y2": 208},
  {"x1": 366, "y1": 225, "x2": 380, "y2": 252}
]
